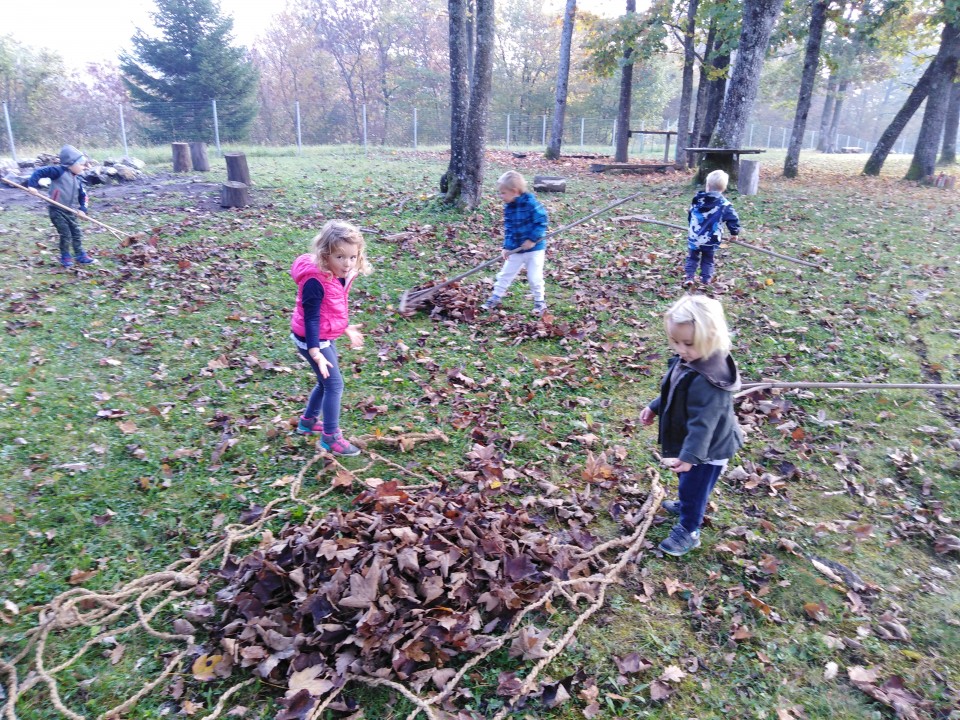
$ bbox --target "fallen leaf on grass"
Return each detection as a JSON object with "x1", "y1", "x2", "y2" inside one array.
[
  {"x1": 510, "y1": 625, "x2": 551, "y2": 661},
  {"x1": 824, "y1": 661, "x2": 839, "y2": 680},
  {"x1": 67, "y1": 569, "x2": 98, "y2": 585},
  {"x1": 803, "y1": 601, "x2": 829, "y2": 622},
  {"x1": 933, "y1": 534, "x2": 960, "y2": 554}
]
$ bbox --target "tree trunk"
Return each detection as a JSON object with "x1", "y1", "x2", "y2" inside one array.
[
  {"x1": 220, "y1": 181, "x2": 250, "y2": 208},
  {"x1": 864, "y1": 20, "x2": 960, "y2": 176},
  {"x1": 711, "y1": 0, "x2": 786, "y2": 149},
  {"x1": 689, "y1": 21, "x2": 716, "y2": 168},
  {"x1": 698, "y1": 48, "x2": 729, "y2": 148},
  {"x1": 784, "y1": 0, "x2": 828, "y2": 178},
  {"x1": 906, "y1": 31, "x2": 960, "y2": 179},
  {"x1": 614, "y1": 0, "x2": 637, "y2": 163},
  {"x1": 824, "y1": 80, "x2": 848, "y2": 153},
  {"x1": 816, "y1": 75, "x2": 837, "y2": 151},
  {"x1": 937, "y1": 80, "x2": 959, "y2": 165},
  {"x1": 466, "y1": 0, "x2": 476, "y2": 85},
  {"x1": 172, "y1": 142, "x2": 191, "y2": 172},
  {"x1": 443, "y1": 0, "x2": 470, "y2": 197},
  {"x1": 189, "y1": 141, "x2": 209, "y2": 172},
  {"x1": 546, "y1": 0, "x2": 577, "y2": 160},
  {"x1": 675, "y1": 0, "x2": 700, "y2": 165},
  {"x1": 224, "y1": 152, "x2": 251, "y2": 186},
  {"x1": 457, "y1": 0, "x2": 495, "y2": 209}
]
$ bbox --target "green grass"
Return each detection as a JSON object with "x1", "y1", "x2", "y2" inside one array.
[{"x1": 0, "y1": 146, "x2": 958, "y2": 719}]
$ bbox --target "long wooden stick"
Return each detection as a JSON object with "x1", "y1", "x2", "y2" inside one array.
[
  {"x1": 736, "y1": 380, "x2": 960, "y2": 399},
  {"x1": 402, "y1": 190, "x2": 646, "y2": 308},
  {"x1": 2, "y1": 177, "x2": 129, "y2": 240},
  {"x1": 614, "y1": 214, "x2": 823, "y2": 269}
]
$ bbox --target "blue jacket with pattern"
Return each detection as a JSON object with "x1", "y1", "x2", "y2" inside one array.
[
  {"x1": 687, "y1": 191, "x2": 739, "y2": 250},
  {"x1": 502, "y1": 192, "x2": 548, "y2": 253}
]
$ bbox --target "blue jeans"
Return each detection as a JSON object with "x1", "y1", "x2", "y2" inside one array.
[
  {"x1": 49, "y1": 207, "x2": 84, "y2": 256},
  {"x1": 297, "y1": 341, "x2": 343, "y2": 435},
  {"x1": 684, "y1": 245, "x2": 717, "y2": 282},
  {"x1": 677, "y1": 463, "x2": 725, "y2": 533}
]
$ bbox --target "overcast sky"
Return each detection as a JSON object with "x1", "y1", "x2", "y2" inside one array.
[{"x1": 6, "y1": 0, "x2": 628, "y2": 69}]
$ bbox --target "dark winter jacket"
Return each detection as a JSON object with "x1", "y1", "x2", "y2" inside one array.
[
  {"x1": 28, "y1": 165, "x2": 88, "y2": 212},
  {"x1": 502, "y1": 192, "x2": 548, "y2": 253},
  {"x1": 687, "y1": 191, "x2": 740, "y2": 250},
  {"x1": 648, "y1": 352, "x2": 744, "y2": 465}
]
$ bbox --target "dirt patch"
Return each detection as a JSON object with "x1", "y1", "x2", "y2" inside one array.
[{"x1": 0, "y1": 171, "x2": 231, "y2": 214}]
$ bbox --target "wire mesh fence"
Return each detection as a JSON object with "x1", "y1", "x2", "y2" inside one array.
[{"x1": 0, "y1": 98, "x2": 916, "y2": 164}]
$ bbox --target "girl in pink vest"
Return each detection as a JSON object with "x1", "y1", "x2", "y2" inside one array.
[{"x1": 290, "y1": 221, "x2": 372, "y2": 455}]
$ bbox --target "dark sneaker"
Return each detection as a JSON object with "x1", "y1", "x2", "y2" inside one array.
[
  {"x1": 658, "y1": 524, "x2": 701, "y2": 557},
  {"x1": 75, "y1": 252, "x2": 94, "y2": 264},
  {"x1": 297, "y1": 416, "x2": 322, "y2": 435},
  {"x1": 481, "y1": 295, "x2": 502, "y2": 311},
  {"x1": 661, "y1": 500, "x2": 680, "y2": 515},
  {"x1": 532, "y1": 301, "x2": 547, "y2": 316},
  {"x1": 60, "y1": 254, "x2": 74, "y2": 268},
  {"x1": 321, "y1": 431, "x2": 361, "y2": 457},
  {"x1": 682, "y1": 278, "x2": 695, "y2": 291}
]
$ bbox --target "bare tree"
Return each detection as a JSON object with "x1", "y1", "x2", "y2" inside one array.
[
  {"x1": 906, "y1": 26, "x2": 960, "y2": 179},
  {"x1": 816, "y1": 74, "x2": 838, "y2": 151},
  {"x1": 614, "y1": 0, "x2": 638, "y2": 163},
  {"x1": 443, "y1": 0, "x2": 495, "y2": 209},
  {"x1": 939, "y1": 81, "x2": 960, "y2": 165},
  {"x1": 675, "y1": 0, "x2": 700, "y2": 165},
  {"x1": 546, "y1": 0, "x2": 577, "y2": 160},
  {"x1": 784, "y1": 0, "x2": 829, "y2": 177}
]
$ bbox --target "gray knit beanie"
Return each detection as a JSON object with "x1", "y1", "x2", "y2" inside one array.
[{"x1": 59, "y1": 145, "x2": 86, "y2": 167}]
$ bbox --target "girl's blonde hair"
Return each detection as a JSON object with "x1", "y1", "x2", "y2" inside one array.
[
  {"x1": 310, "y1": 220, "x2": 373, "y2": 277},
  {"x1": 497, "y1": 170, "x2": 527, "y2": 193},
  {"x1": 664, "y1": 294, "x2": 731, "y2": 358}
]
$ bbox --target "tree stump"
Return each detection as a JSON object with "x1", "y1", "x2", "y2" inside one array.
[
  {"x1": 189, "y1": 142, "x2": 210, "y2": 172},
  {"x1": 172, "y1": 143, "x2": 191, "y2": 172},
  {"x1": 738, "y1": 160, "x2": 760, "y2": 195},
  {"x1": 224, "y1": 152, "x2": 251, "y2": 186},
  {"x1": 220, "y1": 181, "x2": 250, "y2": 208},
  {"x1": 533, "y1": 175, "x2": 566, "y2": 192}
]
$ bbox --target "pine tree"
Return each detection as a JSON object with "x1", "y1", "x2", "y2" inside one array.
[{"x1": 120, "y1": 0, "x2": 258, "y2": 141}]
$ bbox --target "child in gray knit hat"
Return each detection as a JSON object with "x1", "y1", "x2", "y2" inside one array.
[{"x1": 27, "y1": 145, "x2": 94, "y2": 268}]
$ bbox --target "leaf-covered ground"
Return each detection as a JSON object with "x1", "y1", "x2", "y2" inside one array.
[{"x1": 0, "y1": 147, "x2": 958, "y2": 719}]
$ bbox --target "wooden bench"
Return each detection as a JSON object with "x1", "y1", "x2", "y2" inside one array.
[
  {"x1": 685, "y1": 147, "x2": 764, "y2": 188},
  {"x1": 627, "y1": 129, "x2": 678, "y2": 163}
]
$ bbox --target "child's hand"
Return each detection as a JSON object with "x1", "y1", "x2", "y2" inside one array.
[
  {"x1": 501, "y1": 249, "x2": 511, "y2": 260},
  {"x1": 661, "y1": 458, "x2": 692, "y2": 473},
  {"x1": 77, "y1": 211, "x2": 90, "y2": 221},
  {"x1": 28, "y1": 187, "x2": 41, "y2": 197},
  {"x1": 344, "y1": 324, "x2": 364, "y2": 349},
  {"x1": 309, "y1": 349, "x2": 333, "y2": 379},
  {"x1": 639, "y1": 407, "x2": 656, "y2": 426},
  {"x1": 520, "y1": 240, "x2": 535, "y2": 251}
]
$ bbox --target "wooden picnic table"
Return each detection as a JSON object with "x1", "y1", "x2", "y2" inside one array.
[
  {"x1": 628, "y1": 129, "x2": 678, "y2": 163},
  {"x1": 685, "y1": 147, "x2": 764, "y2": 187}
]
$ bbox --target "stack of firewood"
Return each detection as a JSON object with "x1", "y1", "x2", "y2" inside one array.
[{"x1": 1, "y1": 155, "x2": 146, "y2": 186}]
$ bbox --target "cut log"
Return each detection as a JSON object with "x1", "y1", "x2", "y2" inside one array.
[
  {"x1": 172, "y1": 142, "x2": 190, "y2": 172},
  {"x1": 220, "y1": 181, "x2": 250, "y2": 208},
  {"x1": 739, "y1": 159, "x2": 760, "y2": 196},
  {"x1": 533, "y1": 175, "x2": 566, "y2": 192},
  {"x1": 590, "y1": 163, "x2": 673, "y2": 174},
  {"x1": 224, "y1": 152, "x2": 251, "y2": 186},
  {"x1": 189, "y1": 142, "x2": 210, "y2": 172}
]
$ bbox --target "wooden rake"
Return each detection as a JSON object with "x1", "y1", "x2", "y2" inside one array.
[
  {"x1": 398, "y1": 190, "x2": 646, "y2": 313},
  {"x1": 2, "y1": 177, "x2": 133, "y2": 242}
]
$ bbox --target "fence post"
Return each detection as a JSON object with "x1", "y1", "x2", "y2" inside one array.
[
  {"x1": 413, "y1": 108, "x2": 418, "y2": 149},
  {"x1": 766, "y1": 125, "x2": 772, "y2": 148},
  {"x1": 580, "y1": 117, "x2": 584, "y2": 149},
  {"x1": 362, "y1": 104, "x2": 368, "y2": 154},
  {"x1": 295, "y1": 101, "x2": 302, "y2": 156},
  {"x1": 119, "y1": 104, "x2": 129, "y2": 158},
  {"x1": 542, "y1": 114, "x2": 546, "y2": 146},
  {"x1": 781, "y1": 127, "x2": 787, "y2": 149},
  {"x1": 748, "y1": 124, "x2": 754, "y2": 146},
  {"x1": 612, "y1": 118, "x2": 617, "y2": 152},
  {"x1": 211, "y1": 99, "x2": 221, "y2": 155},
  {"x1": 2, "y1": 101, "x2": 17, "y2": 163},
  {"x1": 506, "y1": 114, "x2": 511, "y2": 148}
]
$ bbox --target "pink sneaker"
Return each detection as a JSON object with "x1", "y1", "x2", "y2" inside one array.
[
  {"x1": 297, "y1": 416, "x2": 322, "y2": 434},
  {"x1": 321, "y1": 430, "x2": 361, "y2": 456}
]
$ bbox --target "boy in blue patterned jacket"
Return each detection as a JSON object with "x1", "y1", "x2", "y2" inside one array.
[
  {"x1": 685, "y1": 169, "x2": 741, "y2": 289},
  {"x1": 27, "y1": 145, "x2": 94, "y2": 268},
  {"x1": 481, "y1": 171, "x2": 549, "y2": 316}
]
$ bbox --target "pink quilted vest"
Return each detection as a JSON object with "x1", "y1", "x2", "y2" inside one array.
[{"x1": 290, "y1": 254, "x2": 355, "y2": 340}]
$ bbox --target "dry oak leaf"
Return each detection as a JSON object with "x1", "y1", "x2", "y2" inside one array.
[
  {"x1": 649, "y1": 680, "x2": 673, "y2": 701},
  {"x1": 803, "y1": 601, "x2": 829, "y2": 622},
  {"x1": 287, "y1": 665, "x2": 335, "y2": 698},
  {"x1": 509, "y1": 625, "x2": 551, "y2": 661},
  {"x1": 67, "y1": 568, "x2": 98, "y2": 585},
  {"x1": 659, "y1": 665, "x2": 687, "y2": 683},
  {"x1": 339, "y1": 558, "x2": 382, "y2": 608},
  {"x1": 847, "y1": 666, "x2": 880, "y2": 685}
]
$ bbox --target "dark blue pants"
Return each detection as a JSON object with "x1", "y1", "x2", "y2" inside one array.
[
  {"x1": 49, "y1": 207, "x2": 84, "y2": 257},
  {"x1": 684, "y1": 245, "x2": 717, "y2": 282},
  {"x1": 297, "y1": 342, "x2": 343, "y2": 435},
  {"x1": 678, "y1": 463, "x2": 725, "y2": 533}
]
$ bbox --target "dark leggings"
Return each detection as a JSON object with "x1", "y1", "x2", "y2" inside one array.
[
  {"x1": 297, "y1": 342, "x2": 343, "y2": 435},
  {"x1": 678, "y1": 463, "x2": 725, "y2": 533},
  {"x1": 684, "y1": 245, "x2": 717, "y2": 282},
  {"x1": 49, "y1": 207, "x2": 84, "y2": 256}
]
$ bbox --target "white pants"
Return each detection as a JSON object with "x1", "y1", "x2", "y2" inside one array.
[{"x1": 492, "y1": 249, "x2": 545, "y2": 302}]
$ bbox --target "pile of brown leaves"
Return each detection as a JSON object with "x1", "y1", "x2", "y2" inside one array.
[{"x1": 210, "y1": 483, "x2": 607, "y2": 718}]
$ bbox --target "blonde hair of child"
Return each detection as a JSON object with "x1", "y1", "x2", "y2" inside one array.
[
  {"x1": 705, "y1": 169, "x2": 729, "y2": 192},
  {"x1": 497, "y1": 170, "x2": 527, "y2": 194},
  {"x1": 664, "y1": 294, "x2": 731, "y2": 358},
  {"x1": 310, "y1": 220, "x2": 373, "y2": 276}
]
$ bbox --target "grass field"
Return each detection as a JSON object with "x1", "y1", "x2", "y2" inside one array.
[{"x1": 0, "y1": 146, "x2": 958, "y2": 720}]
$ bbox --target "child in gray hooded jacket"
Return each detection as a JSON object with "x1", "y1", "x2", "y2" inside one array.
[
  {"x1": 640, "y1": 294, "x2": 744, "y2": 557},
  {"x1": 27, "y1": 145, "x2": 93, "y2": 268}
]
